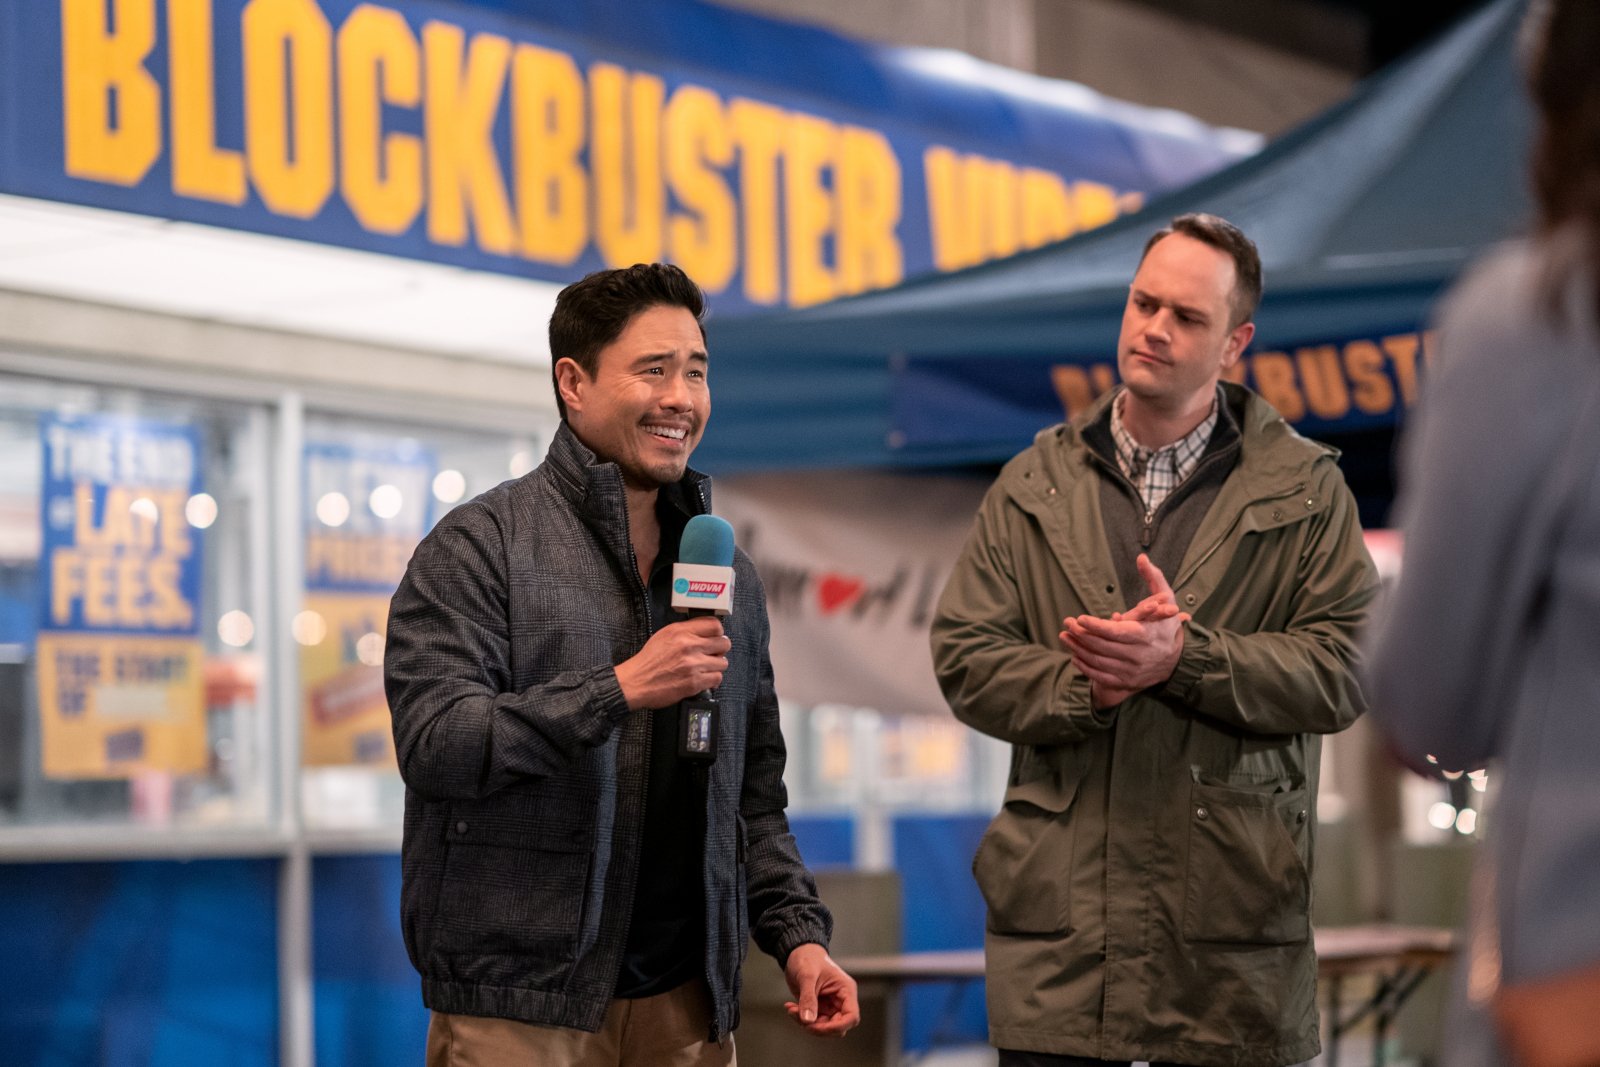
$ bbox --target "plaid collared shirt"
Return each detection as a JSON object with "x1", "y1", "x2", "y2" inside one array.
[{"x1": 1110, "y1": 388, "x2": 1220, "y2": 518}]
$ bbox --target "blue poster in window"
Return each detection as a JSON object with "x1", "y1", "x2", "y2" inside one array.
[
  {"x1": 303, "y1": 440, "x2": 436, "y2": 596},
  {"x1": 300, "y1": 439, "x2": 434, "y2": 767},
  {"x1": 39, "y1": 415, "x2": 204, "y2": 636},
  {"x1": 36, "y1": 414, "x2": 207, "y2": 778}
]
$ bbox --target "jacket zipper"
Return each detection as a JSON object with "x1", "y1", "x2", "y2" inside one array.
[
  {"x1": 683, "y1": 483, "x2": 726, "y2": 1043},
  {"x1": 607, "y1": 486, "x2": 654, "y2": 999},
  {"x1": 1089, "y1": 448, "x2": 1232, "y2": 552}
]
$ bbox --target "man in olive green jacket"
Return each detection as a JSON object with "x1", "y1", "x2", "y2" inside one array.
[{"x1": 931, "y1": 215, "x2": 1377, "y2": 1067}]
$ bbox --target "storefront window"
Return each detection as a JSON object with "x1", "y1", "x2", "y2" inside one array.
[
  {"x1": 784, "y1": 702, "x2": 1008, "y2": 812},
  {"x1": 297, "y1": 413, "x2": 549, "y2": 832},
  {"x1": 0, "y1": 375, "x2": 271, "y2": 828}
]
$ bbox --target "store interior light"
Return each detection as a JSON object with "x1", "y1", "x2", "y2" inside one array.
[
  {"x1": 218, "y1": 610, "x2": 255, "y2": 648},
  {"x1": 433, "y1": 469, "x2": 466, "y2": 504},
  {"x1": 1427, "y1": 801, "x2": 1457, "y2": 831},
  {"x1": 0, "y1": 194, "x2": 561, "y2": 366},
  {"x1": 129, "y1": 496, "x2": 159, "y2": 523},
  {"x1": 316, "y1": 491, "x2": 350, "y2": 527},
  {"x1": 291, "y1": 610, "x2": 327, "y2": 647},
  {"x1": 508, "y1": 450, "x2": 533, "y2": 477},
  {"x1": 185, "y1": 492, "x2": 218, "y2": 529},
  {"x1": 355, "y1": 631, "x2": 385, "y2": 667},
  {"x1": 369, "y1": 483, "x2": 403, "y2": 519},
  {"x1": 1455, "y1": 808, "x2": 1479, "y2": 835}
]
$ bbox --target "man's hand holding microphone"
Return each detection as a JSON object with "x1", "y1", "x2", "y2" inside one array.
[{"x1": 614, "y1": 618, "x2": 730, "y2": 710}]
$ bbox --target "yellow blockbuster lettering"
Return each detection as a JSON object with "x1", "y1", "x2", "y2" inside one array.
[
  {"x1": 1052, "y1": 363, "x2": 1118, "y2": 420},
  {"x1": 169, "y1": 0, "x2": 245, "y2": 203},
  {"x1": 423, "y1": 21, "x2": 516, "y2": 254},
  {"x1": 590, "y1": 63, "x2": 665, "y2": 267},
  {"x1": 1382, "y1": 333, "x2": 1422, "y2": 407},
  {"x1": 61, "y1": 0, "x2": 161, "y2": 185},
  {"x1": 835, "y1": 126, "x2": 903, "y2": 297},
  {"x1": 785, "y1": 111, "x2": 838, "y2": 308},
  {"x1": 1072, "y1": 181, "x2": 1119, "y2": 233},
  {"x1": 664, "y1": 85, "x2": 736, "y2": 292},
  {"x1": 1020, "y1": 168, "x2": 1073, "y2": 249},
  {"x1": 242, "y1": 0, "x2": 335, "y2": 218},
  {"x1": 1343, "y1": 340, "x2": 1396, "y2": 415},
  {"x1": 1052, "y1": 366, "x2": 1093, "y2": 420},
  {"x1": 729, "y1": 97, "x2": 784, "y2": 306},
  {"x1": 977, "y1": 157, "x2": 1020, "y2": 260},
  {"x1": 338, "y1": 4, "x2": 423, "y2": 234},
  {"x1": 1296, "y1": 345, "x2": 1351, "y2": 420},
  {"x1": 511, "y1": 43, "x2": 587, "y2": 264},
  {"x1": 923, "y1": 146, "x2": 979, "y2": 271},
  {"x1": 1250, "y1": 352, "x2": 1306, "y2": 422}
]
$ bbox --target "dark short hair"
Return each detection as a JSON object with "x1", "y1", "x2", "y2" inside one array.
[
  {"x1": 1139, "y1": 213, "x2": 1263, "y2": 328},
  {"x1": 1523, "y1": 0, "x2": 1600, "y2": 327},
  {"x1": 548, "y1": 264, "x2": 707, "y2": 419}
]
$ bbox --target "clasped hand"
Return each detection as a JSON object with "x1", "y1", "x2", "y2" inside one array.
[{"x1": 1059, "y1": 554, "x2": 1188, "y2": 709}]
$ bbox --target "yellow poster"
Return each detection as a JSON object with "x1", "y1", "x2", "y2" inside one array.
[
  {"x1": 299, "y1": 593, "x2": 396, "y2": 768},
  {"x1": 37, "y1": 633, "x2": 207, "y2": 778}
]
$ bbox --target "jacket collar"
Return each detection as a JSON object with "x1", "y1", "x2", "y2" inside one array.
[
  {"x1": 1038, "y1": 381, "x2": 1333, "y2": 506},
  {"x1": 542, "y1": 421, "x2": 713, "y2": 527}
]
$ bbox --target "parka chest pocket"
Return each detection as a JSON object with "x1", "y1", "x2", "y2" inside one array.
[
  {"x1": 973, "y1": 776, "x2": 1080, "y2": 936},
  {"x1": 1182, "y1": 779, "x2": 1310, "y2": 945},
  {"x1": 438, "y1": 817, "x2": 595, "y2": 960}
]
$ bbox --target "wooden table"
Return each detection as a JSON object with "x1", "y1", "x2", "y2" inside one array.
[
  {"x1": 838, "y1": 924, "x2": 1457, "y2": 1067},
  {"x1": 1314, "y1": 925, "x2": 1457, "y2": 1067}
]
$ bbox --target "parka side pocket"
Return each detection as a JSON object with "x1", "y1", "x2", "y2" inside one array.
[
  {"x1": 1182, "y1": 779, "x2": 1311, "y2": 945},
  {"x1": 973, "y1": 777, "x2": 1080, "y2": 935}
]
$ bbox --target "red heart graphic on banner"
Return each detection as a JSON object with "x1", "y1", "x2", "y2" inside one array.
[{"x1": 817, "y1": 574, "x2": 865, "y2": 614}]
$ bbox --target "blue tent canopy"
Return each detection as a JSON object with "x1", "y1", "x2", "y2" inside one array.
[{"x1": 697, "y1": 0, "x2": 1532, "y2": 473}]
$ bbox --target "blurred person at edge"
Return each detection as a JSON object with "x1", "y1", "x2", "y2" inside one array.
[
  {"x1": 384, "y1": 263, "x2": 859, "y2": 1066},
  {"x1": 932, "y1": 213, "x2": 1378, "y2": 1067},
  {"x1": 1364, "y1": 3, "x2": 1600, "y2": 1065}
]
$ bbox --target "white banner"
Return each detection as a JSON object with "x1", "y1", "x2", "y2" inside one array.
[{"x1": 715, "y1": 471, "x2": 990, "y2": 716}]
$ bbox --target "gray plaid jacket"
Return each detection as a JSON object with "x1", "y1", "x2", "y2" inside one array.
[{"x1": 384, "y1": 423, "x2": 832, "y2": 1037}]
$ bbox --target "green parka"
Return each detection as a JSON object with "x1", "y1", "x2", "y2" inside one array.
[{"x1": 931, "y1": 384, "x2": 1378, "y2": 1067}]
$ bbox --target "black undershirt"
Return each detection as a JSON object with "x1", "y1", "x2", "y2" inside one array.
[{"x1": 614, "y1": 499, "x2": 706, "y2": 999}]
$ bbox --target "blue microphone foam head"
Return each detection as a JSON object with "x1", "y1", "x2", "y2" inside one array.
[{"x1": 681, "y1": 514, "x2": 735, "y2": 567}]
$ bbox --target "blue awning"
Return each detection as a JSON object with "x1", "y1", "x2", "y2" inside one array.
[{"x1": 697, "y1": 0, "x2": 1531, "y2": 471}]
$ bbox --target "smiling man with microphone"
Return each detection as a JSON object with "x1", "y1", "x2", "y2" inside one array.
[{"x1": 385, "y1": 263, "x2": 858, "y2": 1066}]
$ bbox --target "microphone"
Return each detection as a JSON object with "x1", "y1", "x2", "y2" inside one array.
[
  {"x1": 672, "y1": 514, "x2": 735, "y2": 616},
  {"x1": 672, "y1": 514, "x2": 735, "y2": 763}
]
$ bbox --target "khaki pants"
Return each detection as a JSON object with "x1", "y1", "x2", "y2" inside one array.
[{"x1": 426, "y1": 980, "x2": 736, "y2": 1067}]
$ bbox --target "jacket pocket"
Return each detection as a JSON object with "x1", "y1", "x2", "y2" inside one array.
[
  {"x1": 436, "y1": 816, "x2": 594, "y2": 962},
  {"x1": 973, "y1": 776, "x2": 1079, "y2": 935},
  {"x1": 1182, "y1": 779, "x2": 1311, "y2": 945}
]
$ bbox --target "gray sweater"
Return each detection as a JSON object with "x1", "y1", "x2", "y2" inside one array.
[
  {"x1": 384, "y1": 423, "x2": 831, "y2": 1037},
  {"x1": 1365, "y1": 236, "x2": 1600, "y2": 1064}
]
